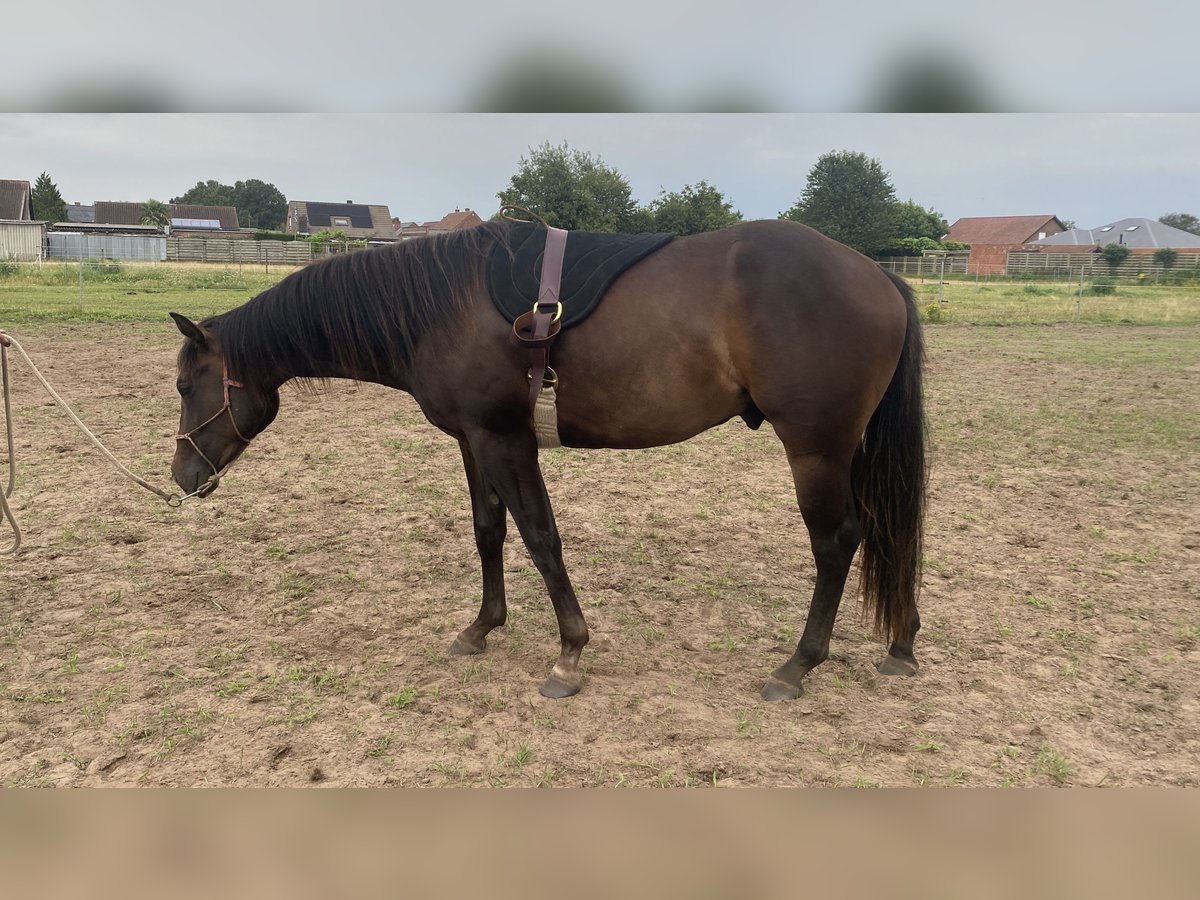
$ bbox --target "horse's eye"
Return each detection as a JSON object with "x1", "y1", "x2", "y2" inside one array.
[{"x1": 177, "y1": 381, "x2": 192, "y2": 397}]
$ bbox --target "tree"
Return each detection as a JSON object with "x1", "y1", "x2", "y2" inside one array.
[
  {"x1": 649, "y1": 180, "x2": 743, "y2": 235},
  {"x1": 140, "y1": 198, "x2": 169, "y2": 228},
  {"x1": 172, "y1": 179, "x2": 235, "y2": 207},
  {"x1": 30, "y1": 172, "x2": 68, "y2": 223},
  {"x1": 172, "y1": 178, "x2": 287, "y2": 230},
  {"x1": 891, "y1": 200, "x2": 948, "y2": 242},
  {"x1": 496, "y1": 142, "x2": 643, "y2": 232},
  {"x1": 780, "y1": 151, "x2": 898, "y2": 256},
  {"x1": 233, "y1": 179, "x2": 287, "y2": 230},
  {"x1": 1158, "y1": 212, "x2": 1200, "y2": 236},
  {"x1": 1102, "y1": 242, "x2": 1131, "y2": 270}
]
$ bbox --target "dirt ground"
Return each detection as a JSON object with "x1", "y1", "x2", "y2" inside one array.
[{"x1": 0, "y1": 322, "x2": 1196, "y2": 787}]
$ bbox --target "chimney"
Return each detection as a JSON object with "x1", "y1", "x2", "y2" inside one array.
[{"x1": 346, "y1": 200, "x2": 353, "y2": 204}]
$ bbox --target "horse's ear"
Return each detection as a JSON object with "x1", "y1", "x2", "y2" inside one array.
[{"x1": 170, "y1": 312, "x2": 207, "y2": 347}]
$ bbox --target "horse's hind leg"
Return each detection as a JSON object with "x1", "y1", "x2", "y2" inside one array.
[
  {"x1": 450, "y1": 440, "x2": 509, "y2": 656},
  {"x1": 878, "y1": 610, "x2": 920, "y2": 675},
  {"x1": 464, "y1": 428, "x2": 589, "y2": 699},
  {"x1": 761, "y1": 449, "x2": 861, "y2": 701}
]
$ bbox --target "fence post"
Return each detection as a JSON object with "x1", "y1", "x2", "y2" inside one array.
[{"x1": 78, "y1": 233, "x2": 84, "y2": 310}]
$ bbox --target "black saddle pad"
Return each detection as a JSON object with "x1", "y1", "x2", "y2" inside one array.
[{"x1": 487, "y1": 222, "x2": 674, "y2": 328}]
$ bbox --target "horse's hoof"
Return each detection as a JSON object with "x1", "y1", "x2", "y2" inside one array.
[
  {"x1": 539, "y1": 671, "x2": 582, "y2": 699},
  {"x1": 760, "y1": 676, "x2": 804, "y2": 701},
  {"x1": 877, "y1": 655, "x2": 918, "y2": 677},
  {"x1": 449, "y1": 634, "x2": 486, "y2": 656}
]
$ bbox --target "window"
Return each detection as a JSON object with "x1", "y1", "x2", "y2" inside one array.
[
  {"x1": 1125, "y1": 225, "x2": 1140, "y2": 231},
  {"x1": 1099, "y1": 226, "x2": 1114, "y2": 232},
  {"x1": 333, "y1": 217, "x2": 350, "y2": 227}
]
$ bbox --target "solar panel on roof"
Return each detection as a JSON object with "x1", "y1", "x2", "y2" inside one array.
[
  {"x1": 170, "y1": 218, "x2": 222, "y2": 229},
  {"x1": 306, "y1": 202, "x2": 373, "y2": 229}
]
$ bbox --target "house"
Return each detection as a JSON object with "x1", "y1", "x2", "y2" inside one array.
[
  {"x1": 286, "y1": 200, "x2": 394, "y2": 240},
  {"x1": 427, "y1": 208, "x2": 484, "y2": 232},
  {"x1": 167, "y1": 203, "x2": 241, "y2": 233},
  {"x1": 0, "y1": 180, "x2": 33, "y2": 220},
  {"x1": 1028, "y1": 218, "x2": 1200, "y2": 252},
  {"x1": 67, "y1": 202, "x2": 95, "y2": 224},
  {"x1": 393, "y1": 207, "x2": 484, "y2": 240},
  {"x1": 944, "y1": 215, "x2": 1067, "y2": 274},
  {"x1": 89, "y1": 201, "x2": 241, "y2": 235},
  {"x1": 0, "y1": 180, "x2": 41, "y2": 260}
]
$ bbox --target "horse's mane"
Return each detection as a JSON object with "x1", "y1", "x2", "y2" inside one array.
[{"x1": 202, "y1": 221, "x2": 511, "y2": 387}]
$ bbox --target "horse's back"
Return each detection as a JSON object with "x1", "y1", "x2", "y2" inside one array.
[{"x1": 543, "y1": 220, "x2": 910, "y2": 450}]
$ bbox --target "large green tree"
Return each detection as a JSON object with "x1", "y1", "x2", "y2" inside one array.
[
  {"x1": 1159, "y1": 212, "x2": 1200, "y2": 236},
  {"x1": 31, "y1": 171, "x2": 68, "y2": 223},
  {"x1": 891, "y1": 200, "x2": 948, "y2": 242},
  {"x1": 874, "y1": 199, "x2": 954, "y2": 257},
  {"x1": 496, "y1": 142, "x2": 644, "y2": 232},
  {"x1": 172, "y1": 178, "x2": 287, "y2": 230},
  {"x1": 172, "y1": 179, "x2": 234, "y2": 207},
  {"x1": 649, "y1": 180, "x2": 743, "y2": 235},
  {"x1": 231, "y1": 179, "x2": 287, "y2": 230},
  {"x1": 780, "y1": 150, "x2": 898, "y2": 255}
]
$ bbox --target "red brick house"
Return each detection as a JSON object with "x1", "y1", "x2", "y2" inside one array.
[
  {"x1": 393, "y1": 208, "x2": 484, "y2": 240},
  {"x1": 945, "y1": 215, "x2": 1067, "y2": 274}
]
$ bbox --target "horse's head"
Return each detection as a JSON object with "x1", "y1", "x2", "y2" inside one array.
[{"x1": 170, "y1": 312, "x2": 279, "y2": 498}]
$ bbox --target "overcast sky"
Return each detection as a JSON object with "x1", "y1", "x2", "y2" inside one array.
[{"x1": 3, "y1": 114, "x2": 1197, "y2": 228}]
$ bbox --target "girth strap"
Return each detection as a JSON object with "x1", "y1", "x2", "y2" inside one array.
[{"x1": 512, "y1": 226, "x2": 567, "y2": 414}]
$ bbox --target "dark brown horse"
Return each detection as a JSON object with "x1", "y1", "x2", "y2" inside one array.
[{"x1": 170, "y1": 218, "x2": 926, "y2": 700}]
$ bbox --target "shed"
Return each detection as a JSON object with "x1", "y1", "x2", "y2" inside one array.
[{"x1": 0, "y1": 220, "x2": 46, "y2": 260}]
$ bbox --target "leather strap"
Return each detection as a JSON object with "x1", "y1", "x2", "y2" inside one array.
[{"x1": 513, "y1": 226, "x2": 568, "y2": 413}]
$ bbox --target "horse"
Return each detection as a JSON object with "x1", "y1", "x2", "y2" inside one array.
[{"x1": 169, "y1": 218, "x2": 926, "y2": 701}]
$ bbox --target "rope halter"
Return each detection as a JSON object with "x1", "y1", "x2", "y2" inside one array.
[{"x1": 174, "y1": 358, "x2": 249, "y2": 498}]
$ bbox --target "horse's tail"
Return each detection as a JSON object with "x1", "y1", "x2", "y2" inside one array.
[{"x1": 853, "y1": 268, "x2": 927, "y2": 646}]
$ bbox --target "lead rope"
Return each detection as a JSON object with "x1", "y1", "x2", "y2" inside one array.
[{"x1": 0, "y1": 331, "x2": 182, "y2": 555}]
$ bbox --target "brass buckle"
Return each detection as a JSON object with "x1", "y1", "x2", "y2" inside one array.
[
  {"x1": 533, "y1": 300, "x2": 563, "y2": 324},
  {"x1": 527, "y1": 366, "x2": 559, "y2": 389}
]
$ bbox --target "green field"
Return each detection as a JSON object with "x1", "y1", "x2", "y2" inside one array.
[
  {"x1": 907, "y1": 273, "x2": 1200, "y2": 325},
  {"x1": 0, "y1": 260, "x2": 290, "y2": 325},
  {"x1": 1, "y1": 259, "x2": 1198, "y2": 326}
]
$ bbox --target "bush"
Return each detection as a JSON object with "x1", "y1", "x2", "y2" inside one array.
[
  {"x1": 305, "y1": 229, "x2": 348, "y2": 244},
  {"x1": 0, "y1": 259, "x2": 20, "y2": 277},
  {"x1": 924, "y1": 302, "x2": 944, "y2": 323},
  {"x1": 1101, "y1": 242, "x2": 1131, "y2": 270},
  {"x1": 1087, "y1": 276, "x2": 1116, "y2": 296},
  {"x1": 1152, "y1": 248, "x2": 1177, "y2": 269}
]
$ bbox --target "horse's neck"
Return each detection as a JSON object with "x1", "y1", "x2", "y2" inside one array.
[{"x1": 259, "y1": 332, "x2": 413, "y2": 393}]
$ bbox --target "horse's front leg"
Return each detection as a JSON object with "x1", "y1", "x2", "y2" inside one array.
[
  {"x1": 464, "y1": 427, "x2": 588, "y2": 698},
  {"x1": 449, "y1": 440, "x2": 509, "y2": 656}
]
